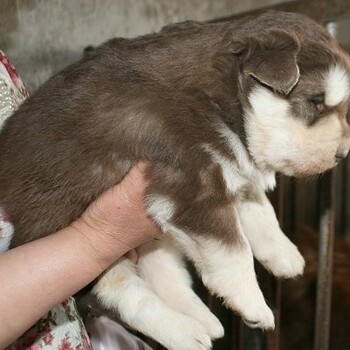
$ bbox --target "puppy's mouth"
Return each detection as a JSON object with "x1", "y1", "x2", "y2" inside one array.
[{"x1": 335, "y1": 152, "x2": 348, "y2": 163}]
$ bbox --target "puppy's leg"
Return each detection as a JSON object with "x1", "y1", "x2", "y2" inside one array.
[
  {"x1": 237, "y1": 191, "x2": 305, "y2": 278},
  {"x1": 93, "y1": 257, "x2": 212, "y2": 350},
  {"x1": 137, "y1": 235, "x2": 224, "y2": 340},
  {"x1": 148, "y1": 197, "x2": 274, "y2": 330}
]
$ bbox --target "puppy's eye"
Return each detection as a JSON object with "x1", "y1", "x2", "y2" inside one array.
[{"x1": 309, "y1": 93, "x2": 326, "y2": 113}]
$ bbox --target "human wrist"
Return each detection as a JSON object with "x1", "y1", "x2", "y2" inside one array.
[{"x1": 69, "y1": 218, "x2": 129, "y2": 271}]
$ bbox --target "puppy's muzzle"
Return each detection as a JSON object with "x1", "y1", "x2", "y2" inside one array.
[{"x1": 335, "y1": 150, "x2": 349, "y2": 162}]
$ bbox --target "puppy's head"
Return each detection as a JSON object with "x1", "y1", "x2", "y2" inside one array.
[{"x1": 236, "y1": 13, "x2": 350, "y2": 176}]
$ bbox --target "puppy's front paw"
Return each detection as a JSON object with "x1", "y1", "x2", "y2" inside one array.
[
  {"x1": 227, "y1": 284, "x2": 275, "y2": 330},
  {"x1": 261, "y1": 240, "x2": 305, "y2": 279},
  {"x1": 240, "y1": 300, "x2": 275, "y2": 330}
]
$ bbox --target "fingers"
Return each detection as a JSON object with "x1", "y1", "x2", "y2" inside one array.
[{"x1": 117, "y1": 162, "x2": 150, "y2": 205}]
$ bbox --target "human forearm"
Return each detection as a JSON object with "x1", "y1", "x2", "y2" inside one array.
[{"x1": 0, "y1": 225, "x2": 119, "y2": 348}]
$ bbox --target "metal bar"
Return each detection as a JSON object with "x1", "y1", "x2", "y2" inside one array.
[
  {"x1": 265, "y1": 280, "x2": 281, "y2": 350},
  {"x1": 313, "y1": 20, "x2": 338, "y2": 350},
  {"x1": 265, "y1": 176, "x2": 285, "y2": 350},
  {"x1": 340, "y1": 161, "x2": 347, "y2": 236},
  {"x1": 234, "y1": 319, "x2": 245, "y2": 350},
  {"x1": 345, "y1": 158, "x2": 350, "y2": 240},
  {"x1": 314, "y1": 170, "x2": 336, "y2": 350}
]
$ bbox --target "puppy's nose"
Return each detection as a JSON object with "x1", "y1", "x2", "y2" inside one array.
[{"x1": 335, "y1": 150, "x2": 349, "y2": 161}]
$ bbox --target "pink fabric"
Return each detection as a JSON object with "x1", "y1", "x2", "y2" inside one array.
[
  {"x1": 86, "y1": 316, "x2": 153, "y2": 350},
  {"x1": 0, "y1": 52, "x2": 28, "y2": 97},
  {"x1": 0, "y1": 50, "x2": 28, "y2": 126}
]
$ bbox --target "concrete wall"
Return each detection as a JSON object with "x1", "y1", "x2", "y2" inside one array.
[{"x1": 0, "y1": 0, "x2": 290, "y2": 91}]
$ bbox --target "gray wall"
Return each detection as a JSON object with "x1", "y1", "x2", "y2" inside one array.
[{"x1": 0, "y1": 0, "x2": 290, "y2": 91}]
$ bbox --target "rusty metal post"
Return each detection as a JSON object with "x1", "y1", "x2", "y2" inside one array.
[
  {"x1": 265, "y1": 281, "x2": 281, "y2": 350},
  {"x1": 313, "y1": 22, "x2": 338, "y2": 350},
  {"x1": 234, "y1": 319, "x2": 245, "y2": 350},
  {"x1": 263, "y1": 176, "x2": 285, "y2": 350},
  {"x1": 345, "y1": 157, "x2": 350, "y2": 240},
  {"x1": 314, "y1": 170, "x2": 336, "y2": 350}
]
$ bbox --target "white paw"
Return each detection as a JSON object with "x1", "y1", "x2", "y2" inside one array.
[
  {"x1": 260, "y1": 240, "x2": 305, "y2": 279},
  {"x1": 201, "y1": 312, "x2": 224, "y2": 340},
  {"x1": 241, "y1": 303, "x2": 275, "y2": 330},
  {"x1": 229, "y1": 289, "x2": 275, "y2": 330},
  {"x1": 182, "y1": 299, "x2": 224, "y2": 340},
  {"x1": 166, "y1": 314, "x2": 212, "y2": 350},
  {"x1": 238, "y1": 299, "x2": 275, "y2": 330}
]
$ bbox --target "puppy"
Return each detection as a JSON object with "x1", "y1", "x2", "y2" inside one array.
[{"x1": 0, "y1": 11, "x2": 350, "y2": 350}]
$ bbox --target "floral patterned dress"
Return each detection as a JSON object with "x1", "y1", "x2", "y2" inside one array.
[
  {"x1": 6, "y1": 298, "x2": 92, "y2": 350},
  {"x1": 0, "y1": 50, "x2": 92, "y2": 350}
]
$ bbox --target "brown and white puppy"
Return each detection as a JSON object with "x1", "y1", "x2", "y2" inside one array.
[{"x1": 0, "y1": 11, "x2": 350, "y2": 350}]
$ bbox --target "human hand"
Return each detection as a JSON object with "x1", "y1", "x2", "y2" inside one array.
[{"x1": 71, "y1": 162, "x2": 161, "y2": 268}]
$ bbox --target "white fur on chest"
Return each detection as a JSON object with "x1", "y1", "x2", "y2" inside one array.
[{"x1": 202, "y1": 124, "x2": 275, "y2": 195}]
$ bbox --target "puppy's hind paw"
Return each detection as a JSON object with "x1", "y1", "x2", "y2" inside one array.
[
  {"x1": 187, "y1": 301, "x2": 224, "y2": 340},
  {"x1": 165, "y1": 314, "x2": 213, "y2": 350}
]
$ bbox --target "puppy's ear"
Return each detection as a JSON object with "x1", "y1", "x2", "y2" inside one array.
[{"x1": 234, "y1": 30, "x2": 300, "y2": 95}]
